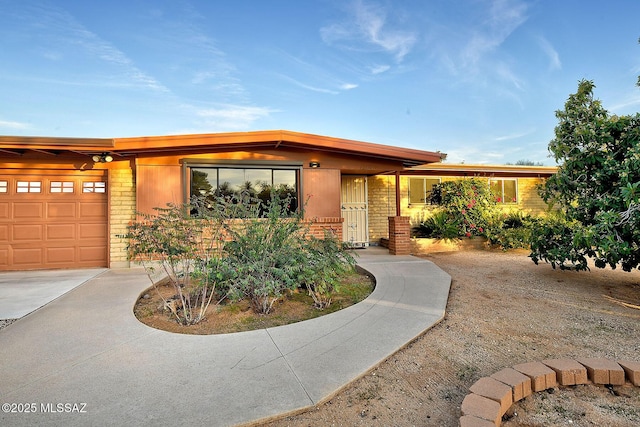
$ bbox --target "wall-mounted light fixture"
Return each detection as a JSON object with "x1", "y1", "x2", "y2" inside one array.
[
  {"x1": 92, "y1": 152, "x2": 113, "y2": 163},
  {"x1": 309, "y1": 161, "x2": 320, "y2": 168}
]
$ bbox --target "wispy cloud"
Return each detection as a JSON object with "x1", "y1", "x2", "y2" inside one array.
[
  {"x1": 460, "y1": 0, "x2": 529, "y2": 68},
  {"x1": 272, "y1": 50, "x2": 359, "y2": 93},
  {"x1": 320, "y1": 0, "x2": 417, "y2": 62},
  {"x1": 493, "y1": 129, "x2": 534, "y2": 141},
  {"x1": 340, "y1": 83, "x2": 359, "y2": 90},
  {"x1": 536, "y1": 35, "x2": 561, "y2": 70},
  {"x1": 278, "y1": 74, "x2": 339, "y2": 94},
  {"x1": 28, "y1": 2, "x2": 169, "y2": 92},
  {"x1": 0, "y1": 120, "x2": 30, "y2": 130},
  {"x1": 494, "y1": 62, "x2": 525, "y2": 91},
  {"x1": 194, "y1": 105, "x2": 278, "y2": 130},
  {"x1": 369, "y1": 64, "x2": 391, "y2": 75},
  {"x1": 610, "y1": 94, "x2": 640, "y2": 113}
]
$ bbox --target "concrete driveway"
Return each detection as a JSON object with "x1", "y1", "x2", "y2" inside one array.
[
  {"x1": 0, "y1": 249, "x2": 451, "y2": 426},
  {"x1": 0, "y1": 268, "x2": 107, "y2": 319}
]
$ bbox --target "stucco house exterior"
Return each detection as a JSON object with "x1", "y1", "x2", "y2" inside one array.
[{"x1": 0, "y1": 130, "x2": 556, "y2": 271}]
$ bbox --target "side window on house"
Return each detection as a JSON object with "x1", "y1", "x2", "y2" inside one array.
[
  {"x1": 489, "y1": 179, "x2": 517, "y2": 203},
  {"x1": 409, "y1": 177, "x2": 441, "y2": 204},
  {"x1": 190, "y1": 166, "x2": 300, "y2": 214}
]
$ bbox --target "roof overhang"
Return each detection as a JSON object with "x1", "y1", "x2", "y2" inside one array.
[
  {"x1": 405, "y1": 163, "x2": 557, "y2": 178},
  {"x1": 0, "y1": 130, "x2": 444, "y2": 167},
  {"x1": 112, "y1": 130, "x2": 444, "y2": 166},
  {"x1": 0, "y1": 136, "x2": 115, "y2": 157}
]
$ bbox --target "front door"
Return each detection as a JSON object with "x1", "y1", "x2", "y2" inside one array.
[{"x1": 341, "y1": 176, "x2": 369, "y2": 247}]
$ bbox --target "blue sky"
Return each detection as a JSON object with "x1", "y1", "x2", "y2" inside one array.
[{"x1": 1, "y1": 0, "x2": 639, "y2": 165}]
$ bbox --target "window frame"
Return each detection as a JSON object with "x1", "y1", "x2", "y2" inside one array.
[
  {"x1": 183, "y1": 159, "x2": 304, "y2": 212},
  {"x1": 50, "y1": 181, "x2": 75, "y2": 194},
  {"x1": 82, "y1": 181, "x2": 107, "y2": 193},
  {"x1": 16, "y1": 181, "x2": 42, "y2": 193},
  {"x1": 489, "y1": 178, "x2": 518, "y2": 204},
  {"x1": 408, "y1": 177, "x2": 441, "y2": 205}
]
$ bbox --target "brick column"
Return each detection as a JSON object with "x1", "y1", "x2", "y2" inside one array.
[
  {"x1": 109, "y1": 166, "x2": 136, "y2": 268},
  {"x1": 388, "y1": 216, "x2": 411, "y2": 255}
]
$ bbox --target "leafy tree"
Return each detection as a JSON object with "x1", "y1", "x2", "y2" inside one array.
[{"x1": 530, "y1": 80, "x2": 640, "y2": 271}]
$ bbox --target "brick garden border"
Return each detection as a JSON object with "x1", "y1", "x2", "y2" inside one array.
[{"x1": 459, "y1": 358, "x2": 640, "y2": 426}]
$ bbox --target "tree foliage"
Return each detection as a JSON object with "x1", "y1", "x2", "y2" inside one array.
[{"x1": 530, "y1": 80, "x2": 640, "y2": 271}]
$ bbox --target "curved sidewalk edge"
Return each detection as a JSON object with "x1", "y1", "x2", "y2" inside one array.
[{"x1": 0, "y1": 249, "x2": 451, "y2": 427}]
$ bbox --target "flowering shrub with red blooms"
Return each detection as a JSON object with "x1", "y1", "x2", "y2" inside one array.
[{"x1": 428, "y1": 178, "x2": 496, "y2": 238}]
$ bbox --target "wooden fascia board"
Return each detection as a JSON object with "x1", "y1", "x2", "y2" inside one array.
[
  {"x1": 113, "y1": 130, "x2": 444, "y2": 165},
  {"x1": 0, "y1": 136, "x2": 114, "y2": 151},
  {"x1": 406, "y1": 164, "x2": 557, "y2": 177}
]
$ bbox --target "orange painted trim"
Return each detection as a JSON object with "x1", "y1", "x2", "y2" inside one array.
[
  {"x1": 0, "y1": 135, "x2": 114, "y2": 150},
  {"x1": 113, "y1": 130, "x2": 444, "y2": 165}
]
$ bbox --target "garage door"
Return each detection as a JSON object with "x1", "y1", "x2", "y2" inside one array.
[{"x1": 0, "y1": 170, "x2": 108, "y2": 271}]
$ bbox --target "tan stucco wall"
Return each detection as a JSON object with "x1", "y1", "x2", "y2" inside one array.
[{"x1": 109, "y1": 165, "x2": 136, "y2": 268}]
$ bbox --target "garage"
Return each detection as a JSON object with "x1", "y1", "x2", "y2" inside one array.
[{"x1": 0, "y1": 170, "x2": 108, "y2": 271}]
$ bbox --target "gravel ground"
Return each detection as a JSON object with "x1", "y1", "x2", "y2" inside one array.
[
  {"x1": 264, "y1": 249, "x2": 640, "y2": 427},
  {"x1": 0, "y1": 319, "x2": 17, "y2": 330}
]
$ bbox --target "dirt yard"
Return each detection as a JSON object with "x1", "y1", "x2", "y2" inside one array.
[{"x1": 262, "y1": 249, "x2": 640, "y2": 427}]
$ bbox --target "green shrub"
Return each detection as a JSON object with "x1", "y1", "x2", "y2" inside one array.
[
  {"x1": 529, "y1": 212, "x2": 589, "y2": 270},
  {"x1": 126, "y1": 198, "x2": 228, "y2": 325},
  {"x1": 221, "y1": 192, "x2": 356, "y2": 314},
  {"x1": 128, "y1": 191, "x2": 358, "y2": 319},
  {"x1": 298, "y1": 231, "x2": 356, "y2": 309},
  {"x1": 222, "y1": 193, "x2": 307, "y2": 314},
  {"x1": 428, "y1": 178, "x2": 496, "y2": 238},
  {"x1": 486, "y1": 211, "x2": 538, "y2": 251},
  {"x1": 412, "y1": 210, "x2": 460, "y2": 239}
]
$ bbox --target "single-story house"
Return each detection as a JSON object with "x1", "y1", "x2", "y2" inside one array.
[{"x1": 0, "y1": 130, "x2": 556, "y2": 271}]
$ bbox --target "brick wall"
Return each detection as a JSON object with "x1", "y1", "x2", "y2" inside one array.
[
  {"x1": 515, "y1": 177, "x2": 548, "y2": 214},
  {"x1": 387, "y1": 216, "x2": 410, "y2": 255},
  {"x1": 368, "y1": 175, "x2": 396, "y2": 242},
  {"x1": 307, "y1": 217, "x2": 344, "y2": 241},
  {"x1": 109, "y1": 167, "x2": 136, "y2": 268}
]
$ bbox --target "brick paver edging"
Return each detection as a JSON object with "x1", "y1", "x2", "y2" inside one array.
[{"x1": 459, "y1": 358, "x2": 640, "y2": 426}]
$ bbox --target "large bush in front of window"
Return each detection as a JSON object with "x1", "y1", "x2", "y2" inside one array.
[
  {"x1": 127, "y1": 192, "x2": 356, "y2": 322},
  {"x1": 221, "y1": 192, "x2": 355, "y2": 314},
  {"x1": 426, "y1": 178, "x2": 496, "y2": 238}
]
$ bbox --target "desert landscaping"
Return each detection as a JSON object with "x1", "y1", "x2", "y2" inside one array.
[{"x1": 262, "y1": 249, "x2": 640, "y2": 427}]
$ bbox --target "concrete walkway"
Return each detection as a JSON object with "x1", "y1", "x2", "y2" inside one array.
[{"x1": 0, "y1": 247, "x2": 451, "y2": 427}]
